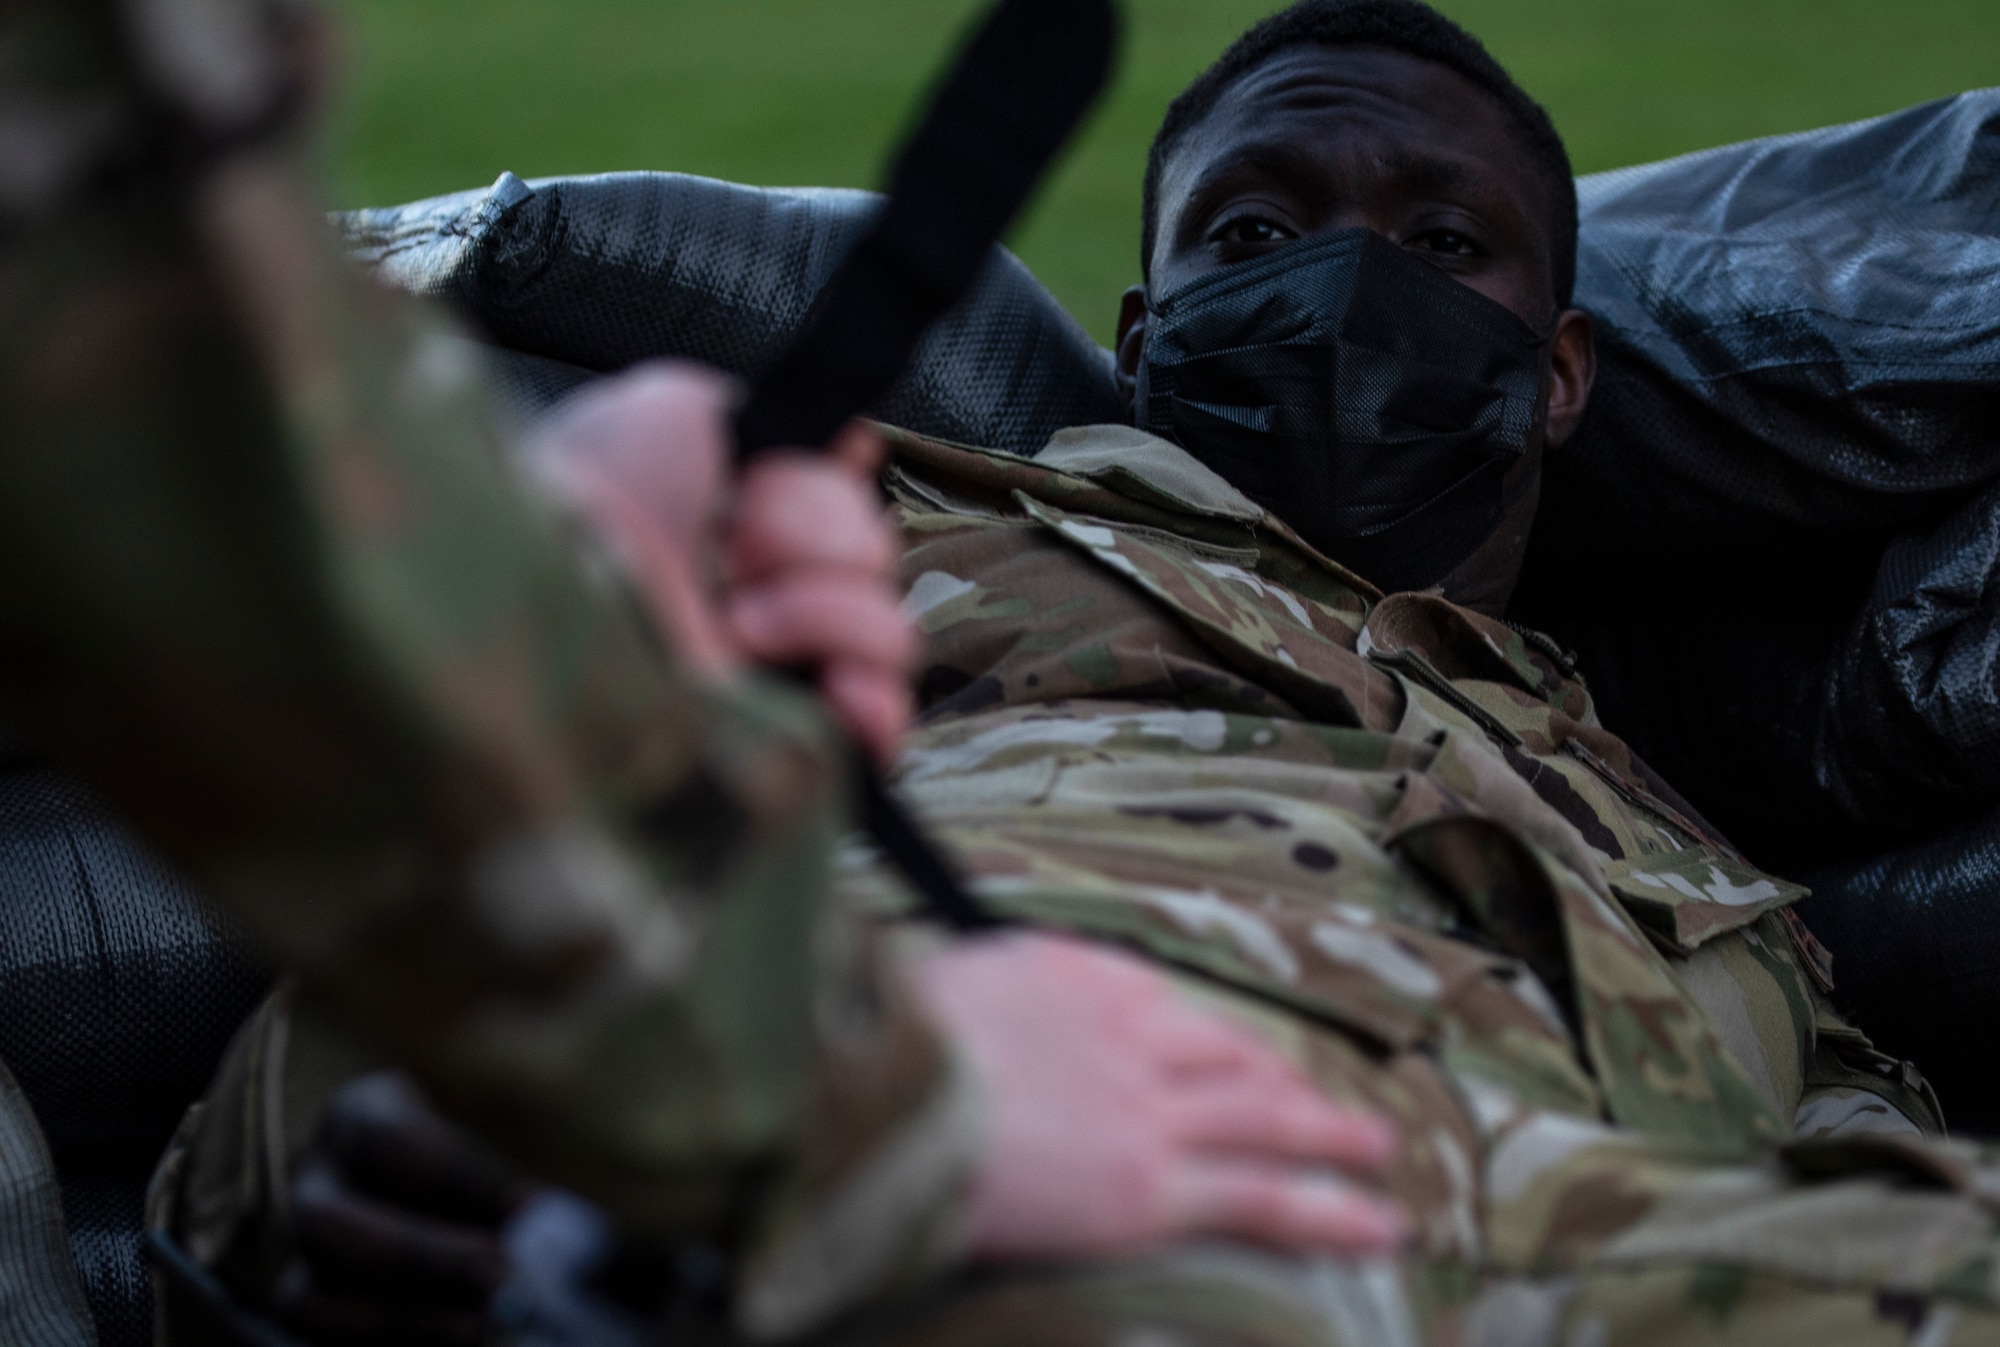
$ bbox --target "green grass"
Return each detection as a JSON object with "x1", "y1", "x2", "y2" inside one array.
[{"x1": 327, "y1": 0, "x2": 1997, "y2": 345}]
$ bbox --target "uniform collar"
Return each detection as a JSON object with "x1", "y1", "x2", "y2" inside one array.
[{"x1": 1033, "y1": 424, "x2": 1264, "y2": 524}]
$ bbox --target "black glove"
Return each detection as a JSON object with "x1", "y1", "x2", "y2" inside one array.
[
  {"x1": 275, "y1": 1072, "x2": 526, "y2": 1346},
  {"x1": 277, "y1": 1072, "x2": 698, "y2": 1347}
]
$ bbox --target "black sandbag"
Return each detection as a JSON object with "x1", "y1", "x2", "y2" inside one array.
[
  {"x1": 1801, "y1": 808, "x2": 2000, "y2": 1130},
  {"x1": 1790, "y1": 487, "x2": 2000, "y2": 1128},
  {"x1": 1512, "y1": 89, "x2": 2000, "y2": 870},
  {"x1": 0, "y1": 764, "x2": 270, "y2": 1346},
  {"x1": 58, "y1": 1172, "x2": 152, "y2": 1347},
  {"x1": 0, "y1": 767, "x2": 268, "y2": 1166},
  {"x1": 338, "y1": 171, "x2": 1126, "y2": 452}
]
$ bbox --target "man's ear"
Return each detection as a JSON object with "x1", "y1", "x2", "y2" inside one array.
[
  {"x1": 1544, "y1": 308, "x2": 1596, "y2": 449},
  {"x1": 1114, "y1": 285, "x2": 1149, "y2": 413}
]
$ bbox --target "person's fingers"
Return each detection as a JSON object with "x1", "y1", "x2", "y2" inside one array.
[
  {"x1": 532, "y1": 361, "x2": 733, "y2": 539},
  {"x1": 291, "y1": 1158, "x2": 506, "y2": 1297},
  {"x1": 1165, "y1": 1078, "x2": 1398, "y2": 1173},
  {"x1": 1134, "y1": 998, "x2": 1287, "y2": 1076},
  {"x1": 275, "y1": 1262, "x2": 490, "y2": 1347},
  {"x1": 728, "y1": 579, "x2": 919, "y2": 673},
  {"x1": 540, "y1": 360, "x2": 734, "y2": 462},
  {"x1": 828, "y1": 420, "x2": 887, "y2": 478},
  {"x1": 915, "y1": 931, "x2": 1173, "y2": 1028},
  {"x1": 528, "y1": 363, "x2": 742, "y2": 675},
  {"x1": 821, "y1": 660, "x2": 914, "y2": 765},
  {"x1": 731, "y1": 456, "x2": 897, "y2": 584},
  {"x1": 1016, "y1": 931, "x2": 1181, "y2": 1004},
  {"x1": 321, "y1": 1073, "x2": 529, "y2": 1225},
  {"x1": 1164, "y1": 1161, "x2": 1409, "y2": 1256}
]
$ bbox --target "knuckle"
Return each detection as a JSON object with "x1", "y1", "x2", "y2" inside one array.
[
  {"x1": 1107, "y1": 1149, "x2": 1165, "y2": 1215},
  {"x1": 1238, "y1": 1180, "x2": 1295, "y2": 1234}
]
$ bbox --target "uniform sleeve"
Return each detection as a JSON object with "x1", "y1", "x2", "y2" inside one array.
[{"x1": 0, "y1": 0, "x2": 978, "y2": 1327}]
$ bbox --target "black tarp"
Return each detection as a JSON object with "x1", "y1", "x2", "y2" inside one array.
[{"x1": 1510, "y1": 90, "x2": 2000, "y2": 1127}]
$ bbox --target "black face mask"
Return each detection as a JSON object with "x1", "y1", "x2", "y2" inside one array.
[{"x1": 1135, "y1": 229, "x2": 1552, "y2": 594}]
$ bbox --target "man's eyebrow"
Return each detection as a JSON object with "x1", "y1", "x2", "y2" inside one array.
[
  {"x1": 1366, "y1": 146, "x2": 1517, "y2": 216},
  {"x1": 1171, "y1": 136, "x2": 1527, "y2": 243},
  {"x1": 1171, "y1": 138, "x2": 1337, "y2": 239}
]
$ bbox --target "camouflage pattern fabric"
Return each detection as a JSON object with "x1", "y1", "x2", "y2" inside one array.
[
  {"x1": 823, "y1": 422, "x2": 1999, "y2": 1347},
  {"x1": 38, "y1": 0, "x2": 2000, "y2": 1340},
  {"x1": 1, "y1": 0, "x2": 976, "y2": 1335}
]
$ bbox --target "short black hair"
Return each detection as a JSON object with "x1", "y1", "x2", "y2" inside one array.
[{"x1": 1141, "y1": 0, "x2": 1578, "y2": 307}]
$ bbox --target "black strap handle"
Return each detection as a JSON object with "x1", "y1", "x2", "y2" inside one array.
[
  {"x1": 736, "y1": 0, "x2": 1119, "y2": 458},
  {"x1": 734, "y1": 0, "x2": 1118, "y2": 930}
]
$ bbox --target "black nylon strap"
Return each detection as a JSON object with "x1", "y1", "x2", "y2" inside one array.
[
  {"x1": 735, "y1": 0, "x2": 1117, "y2": 458},
  {"x1": 734, "y1": 0, "x2": 1118, "y2": 931}
]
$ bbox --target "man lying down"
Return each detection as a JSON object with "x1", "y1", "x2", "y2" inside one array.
[{"x1": 161, "y1": 2, "x2": 2000, "y2": 1344}]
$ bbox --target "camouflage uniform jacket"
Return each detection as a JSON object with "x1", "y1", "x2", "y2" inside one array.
[
  {"x1": 865, "y1": 422, "x2": 2000, "y2": 1342},
  {"x1": 1, "y1": 0, "x2": 977, "y2": 1336}
]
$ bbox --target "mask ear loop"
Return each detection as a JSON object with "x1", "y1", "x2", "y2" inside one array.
[
  {"x1": 1522, "y1": 314, "x2": 1563, "y2": 452},
  {"x1": 1132, "y1": 286, "x2": 1162, "y2": 437}
]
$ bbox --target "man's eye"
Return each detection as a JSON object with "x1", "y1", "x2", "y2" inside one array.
[
  {"x1": 1407, "y1": 229, "x2": 1483, "y2": 257},
  {"x1": 1208, "y1": 216, "x2": 1296, "y2": 247}
]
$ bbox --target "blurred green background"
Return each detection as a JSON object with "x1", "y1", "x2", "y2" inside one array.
[{"x1": 327, "y1": 0, "x2": 1995, "y2": 344}]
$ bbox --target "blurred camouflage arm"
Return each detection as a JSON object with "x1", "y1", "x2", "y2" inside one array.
[{"x1": 0, "y1": 0, "x2": 976, "y2": 1319}]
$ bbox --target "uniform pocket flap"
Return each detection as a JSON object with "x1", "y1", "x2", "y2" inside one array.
[{"x1": 1606, "y1": 849, "x2": 1808, "y2": 955}]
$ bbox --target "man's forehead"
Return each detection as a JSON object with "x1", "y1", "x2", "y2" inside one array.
[
  {"x1": 1159, "y1": 45, "x2": 1537, "y2": 217},
  {"x1": 1213, "y1": 45, "x2": 1499, "y2": 126}
]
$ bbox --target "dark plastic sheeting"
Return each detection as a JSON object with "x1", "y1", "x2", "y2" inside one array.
[
  {"x1": 1515, "y1": 91, "x2": 2000, "y2": 866},
  {"x1": 1511, "y1": 90, "x2": 2000, "y2": 1127},
  {"x1": 1798, "y1": 808, "x2": 2000, "y2": 1137},
  {"x1": 0, "y1": 765, "x2": 269, "y2": 1346}
]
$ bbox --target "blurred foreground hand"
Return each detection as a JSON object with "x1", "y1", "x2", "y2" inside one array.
[
  {"x1": 283, "y1": 936, "x2": 1406, "y2": 1343},
  {"x1": 531, "y1": 363, "x2": 917, "y2": 762},
  {"x1": 278, "y1": 1075, "x2": 524, "y2": 1346},
  {"x1": 916, "y1": 932, "x2": 1408, "y2": 1261}
]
